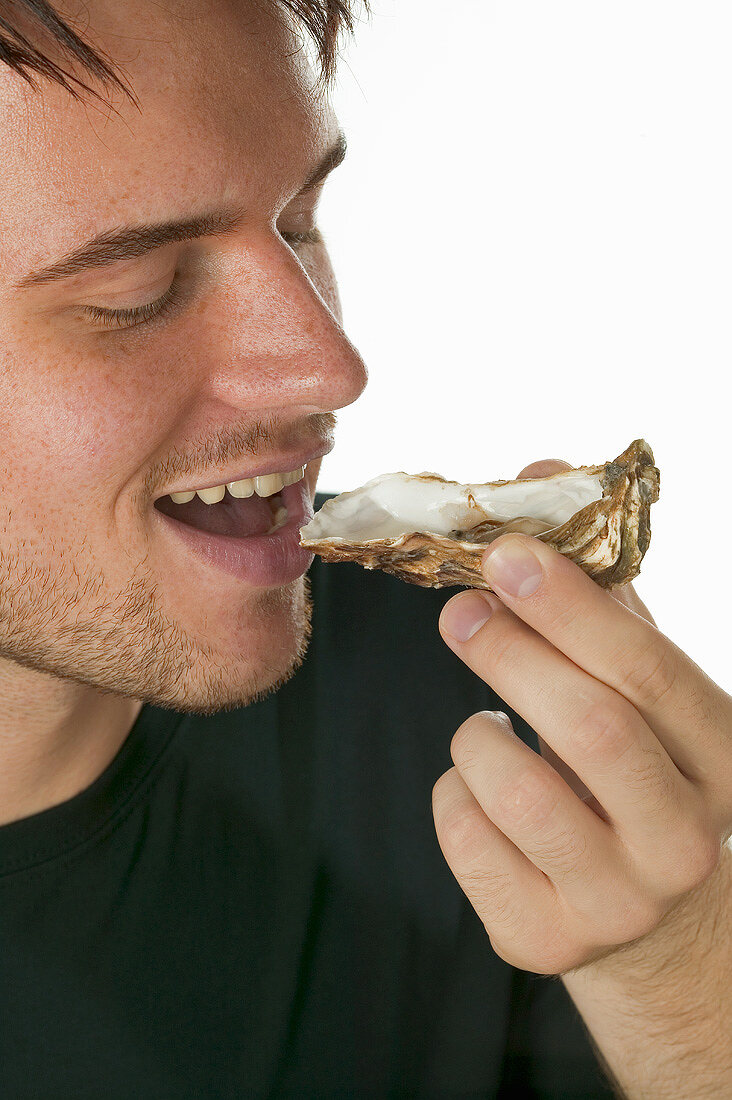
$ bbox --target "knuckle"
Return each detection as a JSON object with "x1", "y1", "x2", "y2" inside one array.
[
  {"x1": 599, "y1": 892, "x2": 661, "y2": 945},
  {"x1": 574, "y1": 697, "x2": 637, "y2": 766},
  {"x1": 695, "y1": 830, "x2": 723, "y2": 883},
  {"x1": 619, "y1": 643, "x2": 678, "y2": 710},
  {"x1": 487, "y1": 930, "x2": 533, "y2": 970},
  {"x1": 534, "y1": 938, "x2": 582, "y2": 976},
  {"x1": 492, "y1": 775, "x2": 594, "y2": 884},
  {"x1": 488, "y1": 896, "x2": 577, "y2": 974},
  {"x1": 535, "y1": 828, "x2": 594, "y2": 885},
  {"x1": 449, "y1": 713, "x2": 487, "y2": 770},
  {"x1": 670, "y1": 825, "x2": 722, "y2": 894},
  {"x1": 623, "y1": 895, "x2": 665, "y2": 943},
  {"x1": 465, "y1": 868, "x2": 516, "y2": 923},
  {"x1": 491, "y1": 930, "x2": 578, "y2": 976},
  {"x1": 437, "y1": 802, "x2": 488, "y2": 864},
  {"x1": 493, "y1": 771, "x2": 558, "y2": 831},
  {"x1": 431, "y1": 769, "x2": 457, "y2": 808},
  {"x1": 623, "y1": 748, "x2": 678, "y2": 817},
  {"x1": 488, "y1": 630, "x2": 525, "y2": 680},
  {"x1": 544, "y1": 592, "x2": 586, "y2": 638}
]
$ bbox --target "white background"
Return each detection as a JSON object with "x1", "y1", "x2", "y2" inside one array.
[{"x1": 316, "y1": 0, "x2": 731, "y2": 692}]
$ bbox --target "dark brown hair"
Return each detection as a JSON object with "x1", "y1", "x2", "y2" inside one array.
[{"x1": 0, "y1": 0, "x2": 363, "y2": 104}]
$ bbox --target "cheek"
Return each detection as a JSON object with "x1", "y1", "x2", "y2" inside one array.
[{"x1": 0, "y1": 335, "x2": 166, "y2": 518}]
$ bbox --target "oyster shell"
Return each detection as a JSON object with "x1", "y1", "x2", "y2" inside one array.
[{"x1": 299, "y1": 439, "x2": 660, "y2": 590}]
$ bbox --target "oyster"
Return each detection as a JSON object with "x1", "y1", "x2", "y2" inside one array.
[{"x1": 299, "y1": 439, "x2": 660, "y2": 590}]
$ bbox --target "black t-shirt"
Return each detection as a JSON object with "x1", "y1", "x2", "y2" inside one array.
[{"x1": 0, "y1": 493, "x2": 615, "y2": 1099}]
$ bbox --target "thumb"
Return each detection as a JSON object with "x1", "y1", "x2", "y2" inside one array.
[
  {"x1": 515, "y1": 458, "x2": 574, "y2": 479},
  {"x1": 512, "y1": 454, "x2": 626, "y2": 800},
  {"x1": 513, "y1": 457, "x2": 657, "y2": 626}
]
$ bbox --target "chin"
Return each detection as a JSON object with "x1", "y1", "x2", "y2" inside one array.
[{"x1": 132, "y1": 573, "x2": 315, "y2": 717}]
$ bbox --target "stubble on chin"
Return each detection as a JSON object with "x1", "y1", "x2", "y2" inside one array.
[
  {"x1": 0, "y1": 519, "x2": 317, "y2": 717},
  {"x1": 163, "y1": 570, "x2": 316, "y2": 717}
]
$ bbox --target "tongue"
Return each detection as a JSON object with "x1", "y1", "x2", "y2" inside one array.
[{"x1": 155, "y1": 492, "x2": 276, "y2": 537}]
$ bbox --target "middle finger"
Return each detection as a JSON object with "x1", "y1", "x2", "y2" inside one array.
[{"x1": 439, "y1": 592, "x2": 702, "y2": 890}]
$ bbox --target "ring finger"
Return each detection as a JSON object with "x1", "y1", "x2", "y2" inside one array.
[{"x1": 448, "y1": 709, "x2": 628, "y2": 920}]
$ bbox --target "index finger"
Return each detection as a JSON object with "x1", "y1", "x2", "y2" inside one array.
[{"x1": 480, "y1": 533, "x2": 730, "y2": 785}]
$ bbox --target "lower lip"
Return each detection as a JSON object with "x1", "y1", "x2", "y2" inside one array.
[{"x1": 152, "y1": 477, "x2": 315, "y2": 587}]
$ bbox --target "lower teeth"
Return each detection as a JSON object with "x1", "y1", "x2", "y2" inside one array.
[{"x1": 265, "y1": 501, "x2": 289, "y2": 535}]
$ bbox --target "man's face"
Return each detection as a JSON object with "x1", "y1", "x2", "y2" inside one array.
[{"x1": 0, "y1": 0, "x2": 367, "y2": 714}]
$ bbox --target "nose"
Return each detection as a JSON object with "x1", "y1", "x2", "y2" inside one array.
[{"x1": 199, "y1": 228, "x2": 368, "y2": 417}]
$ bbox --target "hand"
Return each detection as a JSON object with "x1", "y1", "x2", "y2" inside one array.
[{"x1": 433, "y1": 458, "x2": 732, "y2": 975}]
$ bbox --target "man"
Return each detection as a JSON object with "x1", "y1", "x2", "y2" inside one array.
[{"x1": 0, "y1": 2, "x2": 730, "y2": 1097}]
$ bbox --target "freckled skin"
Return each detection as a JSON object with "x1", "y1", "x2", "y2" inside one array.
[{"x1": 0, "y1": 0, "x2": 367, "y2": 818}]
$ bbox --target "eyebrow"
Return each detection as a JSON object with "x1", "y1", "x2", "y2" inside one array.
[{"x1": 17, "y1": 131, "x2": 348, "y2": 289}]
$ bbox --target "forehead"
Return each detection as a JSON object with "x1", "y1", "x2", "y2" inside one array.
[{"x1": 0, "y1": 0, "x2": 333, "y2": 278}]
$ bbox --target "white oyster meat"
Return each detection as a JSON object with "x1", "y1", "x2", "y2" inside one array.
[{"x1": 299, "y1": 439, "x2": 660, "y2": 590}]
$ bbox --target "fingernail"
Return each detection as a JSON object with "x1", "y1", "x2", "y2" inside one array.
[
  {"x1": 483, "y1": 538, "x2": 542, "y2": 598},
  {"x1": 440, "y1": 592, "x2": 493, "y2": 642}
]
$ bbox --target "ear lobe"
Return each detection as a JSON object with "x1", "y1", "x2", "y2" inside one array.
[{"x1": 515, "y1": 458, "x2": 574, "y2": 479}]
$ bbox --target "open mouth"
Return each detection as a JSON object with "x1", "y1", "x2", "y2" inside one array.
[
  {"x1": 154, "y1": 489, "x2": 289, "y2": 539},
  {"x1": 151, "y1": 475, "x2": 315, "y2": 586}
]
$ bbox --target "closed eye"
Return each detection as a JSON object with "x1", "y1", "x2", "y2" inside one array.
[
  {"x1": 81, "y1": 276, "x2": 185, "y2": 330},
  {"x1": 80, "y1": 227, "x2": 324, "y2": 331},
  {"x1": 280, "y1": 226, "x2": 324, "y2": 248}
]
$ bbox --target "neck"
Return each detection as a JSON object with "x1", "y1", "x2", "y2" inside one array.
[{"x1": 0, "y1": 659, "x2": 143, "y2": 827}]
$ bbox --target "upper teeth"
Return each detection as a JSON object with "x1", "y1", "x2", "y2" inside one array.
[{"x1": 169, "y1": 466, "x2": 305, "y2": 505}]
